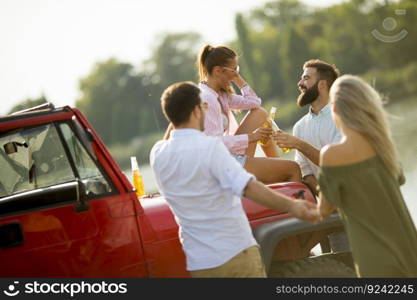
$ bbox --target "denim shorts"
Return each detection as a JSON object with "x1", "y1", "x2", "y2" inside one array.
[{"x1": 231, "y1": 153, "x2": 248, "y2": 166}]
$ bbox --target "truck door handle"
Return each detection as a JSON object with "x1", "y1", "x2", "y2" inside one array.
[{"x1": 0, "y1": 222, "x2": 24, "y2": 249}]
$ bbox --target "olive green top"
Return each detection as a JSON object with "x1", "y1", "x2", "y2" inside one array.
[{"x1": 319, "y1": 155, "x2": 417, "y2": 277}]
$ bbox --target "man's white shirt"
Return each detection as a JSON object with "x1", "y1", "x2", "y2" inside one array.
[
  {"x1": 293, "y1": 104, "x2": 342, "y2": 178},
  {"x1": 150, "y1": 129, "x2": 257, "y2": 271}
]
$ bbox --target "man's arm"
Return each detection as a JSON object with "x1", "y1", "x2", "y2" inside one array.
[
  {"x1": 244, "y1": 179, "x2": 320, "y2": 224},
  {"x1": 208, "y1": 140, "x2": 319, "y2": 224},
  {"x1": 296, "y1": 139, "x2": 320, "y2": 166},
  {"x1": 273, "y1": 131, "x2": 320, "y2": 165}
]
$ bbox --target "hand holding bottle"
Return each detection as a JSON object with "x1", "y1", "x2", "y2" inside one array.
[
  {"x1": 258, "y1": 107, "x2": 276, "y2": 146},
  {"x1": 131, "y1": 156, "x2": 145, "y2": 197},
  {"x1": 272, "y1": 131, "x2": 300, "y2": 151},
  {"x1": 248, "y1": 127, "x2": 272, "y2": 143}
]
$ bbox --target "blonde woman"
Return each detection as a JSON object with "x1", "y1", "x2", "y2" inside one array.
[{"x1": 318, "y1": 75, "x2": 417, "y2": 277}]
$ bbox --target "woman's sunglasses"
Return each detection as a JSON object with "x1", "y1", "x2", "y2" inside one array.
[{"x1": 223, "y1": 65, "x2": 240, "y2": 74}]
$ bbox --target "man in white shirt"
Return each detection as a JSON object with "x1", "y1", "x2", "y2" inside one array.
[
  {"x1": 273, "y1": 59, "x2": 341, "y2": 192},
  {"x1": 150, "y1": 81, "x2": 320, "y2": 278},
  {"x1": 273, "y1": 60, "x2": 349, "y2": 252}
]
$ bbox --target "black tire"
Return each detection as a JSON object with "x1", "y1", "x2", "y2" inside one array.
[
  {"x1": 319, "y1": 252, "x2": 354, "y2": 269},
  {"x1": 268, "y1": 255, "x2": 356, "y2": 278}
]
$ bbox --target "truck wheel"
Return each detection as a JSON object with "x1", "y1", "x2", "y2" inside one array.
[
  {"x1": 268, "y1": 255, "x2": 356, "y2": 278},
  {"x1": 319, "y1": 252, "x2": 354, "y2": 269}
]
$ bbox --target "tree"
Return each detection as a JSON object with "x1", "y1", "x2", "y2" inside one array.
[
  {"x1": 235, "y1": 13, "x2": 258, "y2": 87},
  {"x1": 279, "y1": 24, "x2": 313, "y2": 98},
  {"x1": 76, "y1": 32, "x2": 203, "y2": 147},
  {"x1": 368, "y1": 0, "x2": 417, "y2": 69},
  {"x1": 143, "y1": 32, "x2": 202, "y2": 87},
  {"x1": 250, "y1": 0, "x2": 307, "y2": 29},
  {"x1": 76, "y1": 58, "x2": 163, "y2": 145},
  {"x1": 8, "y1": 95, "x2": 48, "y2": 114},
  {"x1": 310, "y1": 1, "x2": 374, "y2": 74}
]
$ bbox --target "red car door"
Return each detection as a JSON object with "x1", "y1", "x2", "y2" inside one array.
[{"x1": 0, "y1": 119, "x2": 147, "y2": 277}]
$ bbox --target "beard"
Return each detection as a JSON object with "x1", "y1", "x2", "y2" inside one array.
[{"x1": 297, "y1": 81, "x2": 319, "y2": 107}]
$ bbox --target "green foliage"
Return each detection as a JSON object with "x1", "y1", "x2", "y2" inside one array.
[
  {"x1": 275, "y1": 101, "x2": 309, "y2": 130},
  {"x1": 76, "y1": 58, "x2": 163, "y2": 146},
  {"x1": 78, "y1": 0, "x2": 417, "y2": 166},
  {"x1": 75, "y1": 32, "x2": 203, "y2": 148},
  {"x1": 249, "y1": 0, "x2": 307, "y2": 29},
  {"x1": 309, "y1": 1, "x2": 374, "y2": 74},
  {"x1": 235, "y1": 13, "x2": 257, "y2": 86},
  {"x1": 108, "y1": 131, "x2": 164, "y2": 169},
  {"x1": 363, "y1": 62, "x2": 417, "y2": 103},
  {"x1": 279, "y1": 24, "x2": 312, "y2": 97},
  {"x1": 8, "y1": 0, "x2": 413, "y2": 165},
  {"x1": 56, "y1": 33, "x2": 200, "y2": 165},
  {"x1": 252, "y1": 25, "x2": 285, "y2": 100},
  {"x1": 238, "y1": 0, "x2": 309, "y2": 99},
  {"x1": 7, "y1": 95, "x2": 48, "y2": 114},
  {"x1": 234, "y1": 0, "x2": 417, "y2": 107},
  {"x1": 143, "y1": 32, "x2": 202, "y2": 87}
]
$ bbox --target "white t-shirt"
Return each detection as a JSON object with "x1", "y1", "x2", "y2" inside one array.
[{"x1": 150, "y1": 129, "x2": 257, "y2": 271}]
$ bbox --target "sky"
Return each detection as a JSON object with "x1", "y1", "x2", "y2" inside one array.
[{"x1": 0, "y1": 0, "x2": 344, "y2": 115}]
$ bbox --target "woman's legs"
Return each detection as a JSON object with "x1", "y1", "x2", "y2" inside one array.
[
  {"x1": 244, "y1": 157, "x2": 302, "y2": 184},
  {"x1": 235, "y1": 108, "x2": 280, "y2": 158},
  {"x1": 234, "y1": 107, "x2": 300, "y2": 183}
]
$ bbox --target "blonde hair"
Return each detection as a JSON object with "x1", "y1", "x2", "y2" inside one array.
[{"x1": 330, "y1": 75, "x2": 401, "y2": 178}]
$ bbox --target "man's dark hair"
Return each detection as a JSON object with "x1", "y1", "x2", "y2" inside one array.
[
  {"x1": 303, "y1": 59, "x2": 340, "y2": 90},
  {"x1": 161, "y1": 81, "x2": 201, "y2": 126}
]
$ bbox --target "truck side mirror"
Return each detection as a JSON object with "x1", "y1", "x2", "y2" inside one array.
[{"x1": 74, "y1": 179, "x2": 90, "y2": 213}]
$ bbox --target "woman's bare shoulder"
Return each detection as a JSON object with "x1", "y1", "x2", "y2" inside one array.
[
  {"x1": 320, "y1": 143, "x2": 346, "y2": 166},
  {"x1": 321, "y1": 133, "x2": 378, "y2": 167}
]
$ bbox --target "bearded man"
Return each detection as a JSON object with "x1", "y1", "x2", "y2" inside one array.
[
  {"x1": 274, "y1": 59, "x2": 341, "y2": 192},
  {"x1": 273, "y1": 59, "x2": 351, "y2": 253}
]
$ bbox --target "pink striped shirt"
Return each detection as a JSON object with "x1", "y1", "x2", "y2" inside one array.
[{"x1": 199, "y1": 82, "x2": 262, "y2": 155}]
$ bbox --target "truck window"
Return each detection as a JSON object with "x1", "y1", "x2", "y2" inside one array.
[
  {"x1": 0, "y1": 124, "x2": 76, "y2": 198},
  {"x1": 59, "y1": 123, "x2": 113, "y2": 198}
]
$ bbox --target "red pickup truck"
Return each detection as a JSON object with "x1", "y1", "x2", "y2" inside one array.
[{"x1": 0, "y1": 104, "x2": 353, "y2": 277}]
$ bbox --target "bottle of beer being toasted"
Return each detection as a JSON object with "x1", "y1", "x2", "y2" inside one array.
[
  {"x1": 258, "y1": 106, "x2": 290, "y2": 153},
  {"x1": 258, "y1": 107, "x2": 276, "y2": 146}
]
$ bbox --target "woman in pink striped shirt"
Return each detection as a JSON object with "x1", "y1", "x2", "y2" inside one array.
[{"x1": 197, "y1": 45, "x2": 301, "y2": 184}]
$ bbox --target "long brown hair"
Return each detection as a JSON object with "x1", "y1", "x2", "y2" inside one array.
[{"x1": 197, "y1": 45, "x2": 236, "y2": 94}]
